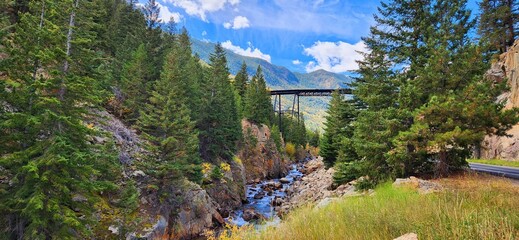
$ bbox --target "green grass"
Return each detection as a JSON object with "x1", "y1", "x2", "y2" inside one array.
[
  {"x1": 468, "y1": 158, "x2": 519, "y2": 168},
  {"x1": 220, "y1": 173, "x2": 519, "y2": 240}
]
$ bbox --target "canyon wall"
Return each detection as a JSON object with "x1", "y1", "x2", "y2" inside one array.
[{"x1": 481, "y1": 40, "x2": 519, "y2": 160}]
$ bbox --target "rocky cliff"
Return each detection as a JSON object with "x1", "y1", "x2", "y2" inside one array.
[
  {"x1": 90, "y1": 113, "x2": 288, "y2": 239},
  {"x1": 89, "y1": 110, "x2": 224, "y2": 239},
  {"x1": 481, "y1": 40, "x2": 519, "y2": 160},
  {"x1": 238, "y1": 119, "x2": 290, "y2": 183}
]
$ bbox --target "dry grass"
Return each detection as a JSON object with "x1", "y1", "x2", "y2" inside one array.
[{"x1": 218, "y1": 172, "x2": 519, "y2": 240}]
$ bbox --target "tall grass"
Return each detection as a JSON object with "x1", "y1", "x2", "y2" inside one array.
[{"x1": 220, "y1": 173, "x2": 518, "y2": 240}]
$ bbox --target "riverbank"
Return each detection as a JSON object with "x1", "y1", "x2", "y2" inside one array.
[{"x1": 213, "y1": 172, "x2": 519, "y2": 240}]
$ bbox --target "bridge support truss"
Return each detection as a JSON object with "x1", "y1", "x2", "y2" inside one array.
[{"x1": 270, "y1": 88, "x2": 351, "y2": 132}]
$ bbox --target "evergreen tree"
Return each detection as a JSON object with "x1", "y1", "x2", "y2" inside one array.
[
  {"x1": 177, "y1": 28, "x2": 204, "y2": 121},
  {"x1": 138, "y1": 44, "x2": 202, "y2": 183},
  {"x1": 120, "y1": 43, "x2": 148, "y2": 120},
  {"x1": 243, "y1": 66, "x2": 274, "y2": 125},
  {"x1": 143, "y1": 0, "x2": 161, "y2": 29},
  {"x1": 320, "y1": 91, "x2": 357, "y2": 168},
  {"x1": 0, "y1": 1, "x2": 118, "y2": 238},
  {"x1": 199, "y1": 43, "x2": 241, "y2": 162},
  {"x1": 479, "y1": 0, "x2": 518, "y2": 54},
  {"x1": 328, "y1": 0, "x2": 518, "y2": 183},
  {"x1": 234, "y1": 61, "x2": 248, "y2": 98}
]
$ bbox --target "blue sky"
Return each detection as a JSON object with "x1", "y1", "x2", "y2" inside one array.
[{"x1": 140, "y1": 0, "x2": 480, "y2": 74}]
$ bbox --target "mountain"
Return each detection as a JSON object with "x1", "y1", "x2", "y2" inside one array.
[
  {"x1": 294, "y1": 69, "x2": 351, "y2": 89},
  {"x1": 191, "y1": 38, "x2": 352, "y2": 130},
  {"x1": 192, "y1": 39, "x2": 299, "y2": 88}
]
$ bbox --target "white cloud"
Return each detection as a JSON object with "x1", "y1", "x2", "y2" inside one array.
[
  {"x1": 292, "y1": 59, "x2": 302, "y2": 65},
  {"x1": 224, "y1": 16, "x2": 250, "y2": 29},
  {"x1": 221, "y1": 40, "x2": 271, "y2": 63},
  {"x1": 232, "y1": 16, "x2": 250, "y2": 29},
  {"x1": 157, "y1": 2, "x2": 183, "y2": 23},
  {"x1": 167, "y1": 0, "x2": 240, "y2": 21},
  {"x1": 303, "y1": 41, "x2": 366, "y2": 73},
  {"x1": 236, "y1": 1, "x2": 374, "y2": 39},
  {"x1": 202, "y1": 30, "x2": 207, "y2": 36}
]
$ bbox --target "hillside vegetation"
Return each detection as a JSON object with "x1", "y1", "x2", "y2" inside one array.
[{"x1": 0, "y1": 0, "x2": 310, "y2": 238}]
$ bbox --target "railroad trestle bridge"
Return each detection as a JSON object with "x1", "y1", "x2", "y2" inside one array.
[{"x1": 270, "y1": 88, "x2": 351, "y2": 131}]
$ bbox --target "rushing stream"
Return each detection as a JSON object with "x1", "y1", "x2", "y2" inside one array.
[{"x1": 226, "y1": 164, "x2": 304, "y2": 227}]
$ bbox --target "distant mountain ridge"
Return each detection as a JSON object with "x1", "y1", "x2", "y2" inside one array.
[
  {"x1": 191, "y1": 39, "x2": 351, "y2": 89},
  {"x1": 191, "y1": 38, "x2": 351, "y2": 130}
]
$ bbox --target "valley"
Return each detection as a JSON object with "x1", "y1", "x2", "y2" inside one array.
[{"x1": 1, "y1": 0, "x2": 519, "y2": 240}]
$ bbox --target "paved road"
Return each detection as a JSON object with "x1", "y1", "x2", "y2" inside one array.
[{"x1": 469, "y1": 163, "x2": 519, "y2": 180}]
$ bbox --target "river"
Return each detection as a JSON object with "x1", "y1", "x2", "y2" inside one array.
[{"x1": 226, "y1": 163, "x2": 304, "y2": 227}]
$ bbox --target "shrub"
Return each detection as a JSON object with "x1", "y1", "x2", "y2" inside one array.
[
  {"x1": 210, "y1": 166, "x2": 224, "y2": 180},
  {"x1": 202, "y1": 163, "x2": 212, "y2": 175},
  {"x1": 220, "y1": 162, "x2": 231, "y2": 172},
  {"x1": 333, "y1": 161, "x2": 364, "y2": 185},
  {"x1": 285, "y1": 142, "x2": 296, "y2": 160},
  {"x1": 233, "y1": 156, "x2": 242, "y2": 165},
  {"x1": 270, "y1": 125, "x2": 283, "y2": 152}
]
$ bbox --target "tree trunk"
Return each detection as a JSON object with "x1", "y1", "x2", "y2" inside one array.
[
  {"x1": 435, "y1": 150, "x2": 448, "y2": 178},
  {"x1": 60, "y1": 0, "x2": 79, "y2": 101}
]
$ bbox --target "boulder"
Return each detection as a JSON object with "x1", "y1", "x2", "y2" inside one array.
[
  {"x1": 272, "y1": 196, "x2": 285, "y2": 206},
  {"x1": 279, "y1": 177, "x2": 291, "y2": 184},
  {"x1": 173, "y1": 181, "x2": 224, "y2": 239},
  {"x1": 314, "y1": 197, "x2": 338, "y2": 209},
  {"x1": 394, "y1": 233, "x2": 418, "y2": 240},
  {"x1": 242, "y1": 208, "x2": 266, "y2": 222},
  {"x1": 253, "y1": 192, "x2": 265, "y2": 199},
  {"x1": 278, "y1": 158, "x2": 367, "y2": 214},
  {"x1": 393, "y1": 177, "x2": 442, "y2": 194}
]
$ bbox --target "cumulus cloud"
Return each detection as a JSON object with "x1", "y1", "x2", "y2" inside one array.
[
  {"x1": 167, "y1": 0, "x2": 240, "y2": 21},
  {"x1": 223, "y1": 16, "x2": 250, "y2": 29},
  {"x1": 303, "y1": 41, "x2": 366, "y2": 73},
  {"x1": 292, "y1": 60, "x2": 302, "y2": 65},
  {"x1": 232, "y1": 16, "x2": 250, "y2": 29},
  {"x1": 221, "y1": 41, "x2": 271, "y2": 63},
  {"x1": 157, "y1": 2, "x2": 183, "y2": 23}
]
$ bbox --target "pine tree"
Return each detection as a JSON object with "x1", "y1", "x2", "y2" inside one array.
[
  {"x1": 138, "y1": 43, "x2": 202, "y2": 183},
  {"x1": 234, "y1": 61, "x2": 248, "y2": 98},
  {"x1": 120, "y1": 43, "x2": 148, "y2": 120},
  {"x1": 143, "y1": 0, "x2": 161, "y2": 29},
  {"x1": 320, "y1": 91, "x2": 357, "y2": 168},
  {"x1": 243, "y1": 66, "x2": 274, "y2": 125},
  {"x1": 332, "y1": 0, "x2": 518, "y2": 182},
  {"x1": 0, "y1": 1, "x2": 117, "y2": 238},
  {"x1": 479, "y1": 0, "x2": 518, "y2": 54},
  {"x1": 177, "y1": 28, "x2": 204, "y2": 121},
  {"x1": 199, "y1": 43, "x2": 241, "y2": 162}
]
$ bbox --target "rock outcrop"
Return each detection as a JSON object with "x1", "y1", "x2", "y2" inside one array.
[
  {"x1": 393, "y1": 176, "x2": 442, "y2": 194},
  {"x1": 278, "y1": 157, "x2": 358, "y2": 215},
  {"x1": 204, "y1": 160, "x2": 246, "y2": 217},
  {"x1": 90, "y1": 110, "x2": 225, "y2": 239},
  {"x1": 170, "y1": 181, "x2": 224, "y2": 239},
  {"x1": 239, "y1": 119, "x2": 290, "y2": 182},
  {"x1": 481, "y1": 40, "x2": 519, "y2": 160}
]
